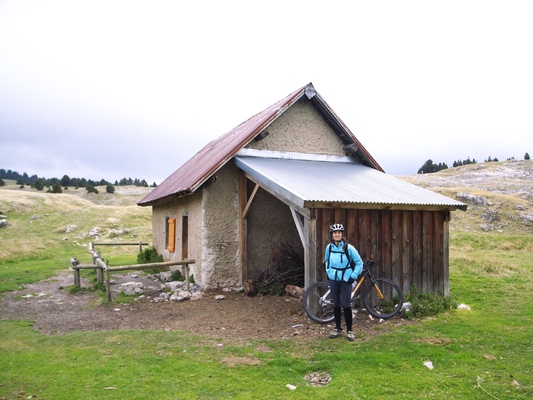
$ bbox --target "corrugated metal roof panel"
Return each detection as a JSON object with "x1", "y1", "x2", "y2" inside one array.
[{"x1": 234, "y1": 152, "x2": 467, "y2": 211}]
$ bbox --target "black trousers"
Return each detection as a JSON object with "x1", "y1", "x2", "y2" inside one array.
[{"x1": 329, "y1": 279, "x2": 353, "y2": 331}]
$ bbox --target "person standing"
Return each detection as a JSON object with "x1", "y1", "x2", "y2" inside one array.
[{"x1": 324, "y1": 223, "x2": 363, "y2": 341}]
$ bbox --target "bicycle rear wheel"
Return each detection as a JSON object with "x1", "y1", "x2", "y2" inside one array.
[
  {"x1": 362, "y1": 278, "x2": 403, "y2": 319},
  {"x1": 302, "y1": 282, "x2": 335, "y2": 324}
]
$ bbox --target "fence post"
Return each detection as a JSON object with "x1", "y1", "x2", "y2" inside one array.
[
  {"x1": 185, "y1": 263, "x2": 190, "y2": 292},
  {"x1": 96, "y1": 267, "x2": 103, "y2": 284},
  {"x1": 70, "y1": 258, "x2": 80, "y2": 287},
  {"x1": 74, "y1": 269, "x2": 80, "y2": 287},
  {"x1": 106, "y1": 265, "x2": 112, "y2": 303}
]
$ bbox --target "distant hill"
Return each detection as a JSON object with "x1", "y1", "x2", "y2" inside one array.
[
  {"x1": 399, "y1": 159, "x2": 533, "y2": 233},
  {"x1": 0, "y1": 181, "x2": 153, "y2": 207},
  {"x1": 0, "y1": 183, "x2": 154, "y2": 259},
  {"x1": 1, "y1": 159, "x2": 531, "y2": 261}
]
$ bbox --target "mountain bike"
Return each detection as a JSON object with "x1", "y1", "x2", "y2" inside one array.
[{"x1": 303, "y1": 260, "x2": 403, "y2": 323}]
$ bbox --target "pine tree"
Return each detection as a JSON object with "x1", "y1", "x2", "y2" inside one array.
[
  {"x1": 51, "y1": 182, "x2": 62, "y2": 193},
  {"x1": 33, "y1": 179, "x2": 44, "y2": 191}
]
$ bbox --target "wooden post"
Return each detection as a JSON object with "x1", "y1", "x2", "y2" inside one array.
[
  {"x1": 70, "y1": 258, "x2": 81, "y2": 287},
  {"x1": 306, "y1": 213, "x2": 317, "y2": 288},
  {"x1": 185, "y1": 263, "x2": 190, "y2": 292},
  {"x1": 75, "y1": 242, "x2": 194, "y2": 301},
  {"x1": 74, "y1": 269, "x2": 80, "y2": 287},
  {"x1": 106, "y1": 266, "x2": 111, "y2": 302},
  {"x1": 96, "y1": 267, "x2": 103, "y2": 284}
]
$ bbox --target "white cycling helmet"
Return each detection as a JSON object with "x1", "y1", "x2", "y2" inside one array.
[{"x1": 329, "y1": 223, "x2": 344, "y2": 233}]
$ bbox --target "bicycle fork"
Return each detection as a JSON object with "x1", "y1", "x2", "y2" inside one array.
[{"x1": 369, "y1": 279, "x2": 385, "y2": 299}]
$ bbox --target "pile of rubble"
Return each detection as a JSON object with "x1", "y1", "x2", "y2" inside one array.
[{"x1": 115, "y1": 271, "x2": 234, "y2": 303}]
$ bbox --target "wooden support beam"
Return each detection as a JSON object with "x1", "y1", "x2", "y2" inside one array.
[
  {"x1": 290, "y1": 208, "x2": 317, "y2": 288},
  {"x1": 305, "y1": 215, "x2": 317, "y2": 288},
  {"x1": 242, "y1": 183, "x2": 259, "y2": 220},
  {"x1": 290, "y1": 208, "x2": 305, "y2": 245}
]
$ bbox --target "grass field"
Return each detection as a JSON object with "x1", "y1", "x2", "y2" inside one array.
[{"x1": 1, "y1": 176, "x2": 532, "y2": 399}]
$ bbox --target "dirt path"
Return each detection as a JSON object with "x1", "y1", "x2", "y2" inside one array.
[{"x1": 0, "y1": 271, "x2": 408, "y2": 344}]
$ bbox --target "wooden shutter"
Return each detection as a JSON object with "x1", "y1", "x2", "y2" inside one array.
[{"x1": 167, "y1": 218, "x2": 176, "y2": 253}]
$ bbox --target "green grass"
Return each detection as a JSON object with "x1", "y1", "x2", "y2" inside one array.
[
  {"x1": 1, "y1": 187, "x2": 532, "y2": 398},
  {"x1": 1, "y1": 232, "x2": 532, "y2": 399},
  {"x1": 0, "y1": 186, "x2": 151, "y2": 292}
]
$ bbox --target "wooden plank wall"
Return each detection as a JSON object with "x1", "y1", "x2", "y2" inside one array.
[{"x1": 316, "y1": 209, "x2": 450, "y2": 295}]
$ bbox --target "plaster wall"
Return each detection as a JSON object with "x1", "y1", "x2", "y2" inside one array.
[
  {"x1": 152, "y1": 190, "x2": 203, "y2": 282},
  {"x1": 246, "y1": 97, "x2": 345, "y2": 155},
  {"x1": 201, "y1": 163, "x2": 241, "y2": 288}
]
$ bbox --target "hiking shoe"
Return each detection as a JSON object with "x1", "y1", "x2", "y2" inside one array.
[
  {"x1": 347, "y1": 331, "x2": 355, "y2": 341},
  {"x1": 329, "y1": 329, "x2": 342, "y2": 338}
]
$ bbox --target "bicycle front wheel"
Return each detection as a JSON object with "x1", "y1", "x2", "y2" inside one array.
[
  {"x1": 302, "y1": 282, "x2": 335, "y2": 324},
  {"x1": 362, "y1": 278, "x2": 403, "y2": 319}
]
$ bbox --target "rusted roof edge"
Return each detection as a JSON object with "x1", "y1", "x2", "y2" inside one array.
[{"x1": 185, "y1": 86, "x2": 308, "y2": 194}]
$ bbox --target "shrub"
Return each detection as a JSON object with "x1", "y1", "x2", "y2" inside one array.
[
  {"x1": 51, "y1": 182, "x2": 62, "y2": 193},
  {"x1": 33, "y1": 179, "x2": 44, "y2": 190},
  {"x1": 401, "y1": 284, "x2": 458, "y2": 320},
  {"x1": 171, "y1": 269, "x2": 182, "y2": 281},
  {"x1": 137, "y1": 247, "x2": 163, "y2": 264},
  {"x1": 258, "y1": 281, "x2": 285, "y2": 296}
]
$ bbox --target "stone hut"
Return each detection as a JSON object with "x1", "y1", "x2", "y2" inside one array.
[{"x1": 138, "y1": 83, "x2": 466, "y2": 295}]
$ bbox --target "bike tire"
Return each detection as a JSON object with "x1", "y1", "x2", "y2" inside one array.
[
  {"x1": 302, "y1": 282, "x2": 335, "y2": 324},
  {"x1": 362, "y1": 278, "x2": 403, "y2": 319}
]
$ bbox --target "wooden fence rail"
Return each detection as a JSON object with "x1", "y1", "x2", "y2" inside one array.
[
  {"x1": 92, "y1": 241, "x2": 149, "y2": 254},
  {"x1": 70, "y1": 241, "x2": 195, "y2": 302}
]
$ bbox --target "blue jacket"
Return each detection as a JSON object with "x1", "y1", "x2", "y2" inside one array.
[{"x1": 325, "y1": 241, "x2": 363, "y2": 282}]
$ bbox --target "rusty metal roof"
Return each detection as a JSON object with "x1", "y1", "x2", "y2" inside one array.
[
  {"x1": 138, "y1": 83, "x2": 381, "y2": 206},
  {"x1": 234, "y1": 149, "x2": 467, "y2": 211}
]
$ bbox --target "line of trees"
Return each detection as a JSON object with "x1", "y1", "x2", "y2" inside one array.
[
  {"x1": 0, "y1": 168, "x2": 157, "y2": 193},
  {"x1": 418, "y1": 153, "x2": 530, "y2": 174}
]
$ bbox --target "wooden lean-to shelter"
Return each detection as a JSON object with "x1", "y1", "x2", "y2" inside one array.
[{"x1": 138, "y1": 83, "x2": 466, "y2": 295}]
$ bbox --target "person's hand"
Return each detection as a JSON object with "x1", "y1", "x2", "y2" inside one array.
[{"x1": 347, "y1": 277, "x2": 355, "y2": 284}]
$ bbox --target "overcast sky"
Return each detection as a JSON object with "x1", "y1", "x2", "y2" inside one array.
[{"x1": 1, "y1": 0, "x2": 532, "y2": 184}]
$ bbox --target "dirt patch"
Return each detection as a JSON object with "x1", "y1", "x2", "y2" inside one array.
[{"x1": 0, "y1": 271, "x2": 410, "y2": 344}]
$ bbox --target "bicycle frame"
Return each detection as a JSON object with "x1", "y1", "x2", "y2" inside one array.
[{"x1": 355, "y1": 267, "x2": 386, "y2": 301}]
